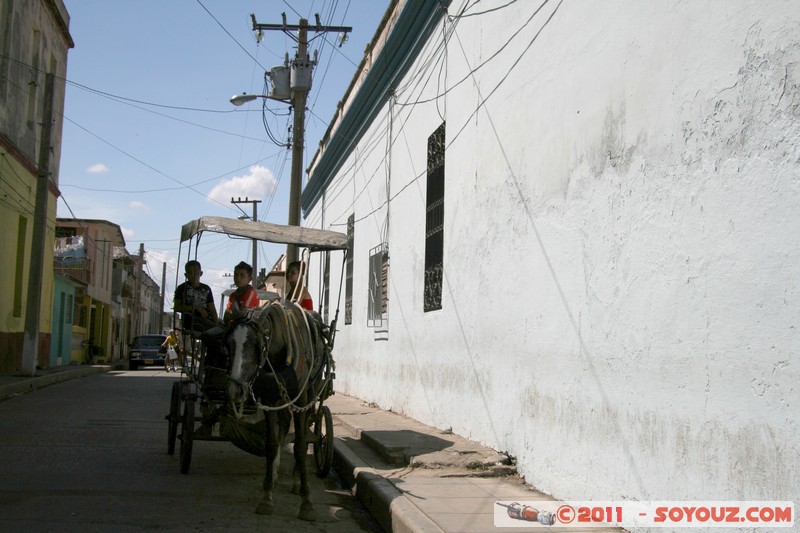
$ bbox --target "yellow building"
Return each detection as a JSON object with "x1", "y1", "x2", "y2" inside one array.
[{"x1": 0, "y1": 0, "x2": 73, "y2": 371}]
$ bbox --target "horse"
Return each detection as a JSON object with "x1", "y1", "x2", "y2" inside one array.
[{"x1": 225, "y1": 301, "x2": 325, "y2": 521}]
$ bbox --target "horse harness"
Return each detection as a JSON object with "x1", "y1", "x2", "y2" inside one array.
[{"x1": 230, "y1": 301, "x2": 327, "y2": 417}]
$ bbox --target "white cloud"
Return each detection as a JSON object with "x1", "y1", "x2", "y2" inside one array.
[
  {"x1": 207, "y1": 165, "x2": 278, "y2": 206},
  {"x1": 129, "y1": 200, "x2": 150, "y2": 210},
  {"x1": 121, "y1": 226, "x2": 135, "y2": 239},
  {"x1": 86, "y1": 163, "x2": 109, "y2": 173}
]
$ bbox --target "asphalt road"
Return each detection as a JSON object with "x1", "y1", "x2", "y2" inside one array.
[{"x1": 0, "y1": 369, "x2": 382, "y2": 532}]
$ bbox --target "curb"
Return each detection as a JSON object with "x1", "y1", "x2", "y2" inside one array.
[
  {"x1": 333, "y1": 438, "x2": 444, "y2": 533},
  {"x1": 0, "y1": 365, "x2": 111, "y2": 401}
]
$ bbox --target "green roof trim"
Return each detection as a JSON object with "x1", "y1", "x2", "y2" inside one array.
[{"x1": 302, "y1": 0, "x2": 451, "y2": 215}]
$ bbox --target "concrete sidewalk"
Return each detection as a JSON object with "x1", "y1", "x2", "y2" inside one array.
[
  {"x1": 327, "y1": 394, "x2": 623, "y2": 533},
  {"x1": 0, "y1": 365, "x2": 623, "y2": 532},
  {"x1": 0, "y1": 364, "x2": 113, "y2": 401}
]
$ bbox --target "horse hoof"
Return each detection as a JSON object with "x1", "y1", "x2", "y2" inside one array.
[
  {"x1": 255, "y1": 501, "x2": 274, "y2": 515},
  {"x1": 298, "y1": 504, "x2": 316, "y2": 522}
]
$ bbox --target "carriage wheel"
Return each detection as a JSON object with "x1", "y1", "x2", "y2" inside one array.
[
  {"x1": 313, "y1": 405, "x2": 334, "y2": 476},
  {"x1": 179, "y1": 398, "x2": 195, "y2": 474},
  {"x1": 167, "y1": 381, "x2": 182, "y2": 455}
]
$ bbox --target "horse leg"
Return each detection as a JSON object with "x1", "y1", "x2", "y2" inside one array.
[
  {"x1": 255, "y1": 410, "x2": 280, "y2": 515},
  {"x1": 293, "y1": 409, "x2": 316, "y2": 521}
]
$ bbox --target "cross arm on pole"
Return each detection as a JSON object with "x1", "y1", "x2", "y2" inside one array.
[{"x1": 251, "y1": 15, "x2": 351, "y2": 36}]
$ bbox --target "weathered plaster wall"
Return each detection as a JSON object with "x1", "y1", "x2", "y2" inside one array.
[
  {"x1": 0, "y1": 0, "x2": 71, "y2": 371},
  {"x1": 306, "y1": 0, "x2": 799, "y2": 510},
  {"x1": 0, "y1": 0, "x2": 71, "y2": 175}
]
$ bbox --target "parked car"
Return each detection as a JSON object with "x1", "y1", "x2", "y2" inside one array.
[{"x1": 128, "y1": 334, "x2": 167, "y2": 370}]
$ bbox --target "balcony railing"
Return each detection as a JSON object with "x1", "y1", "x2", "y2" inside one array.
[{"x1": 54, "y1": 258, "x2": 92, "y2": 285}]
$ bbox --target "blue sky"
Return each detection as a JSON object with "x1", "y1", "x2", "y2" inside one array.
[{"x1": 58, "y1": 0, "x2": 389, "y2": 308}]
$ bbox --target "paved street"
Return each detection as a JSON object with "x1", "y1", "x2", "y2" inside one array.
[{"x1": 0, "y1": 369, "x2": 382, "y2": 532}]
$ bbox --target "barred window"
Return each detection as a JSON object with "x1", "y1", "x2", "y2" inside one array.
[
  {"x1": 322, "y1": 251, "x2": 330, "y2": 324},
  {"x1": 65, "y1": 294, "x2": 73, "y2": 324},
  {"x1": 75, "y1": 287, "x2": 87, "y2": 328},
  {"x1": 367, "y1": 243, "x2": 388, "y2": 327},
  {"x1": 424, "y1": 122, "x2": 445, "y2": 312},
  {"x1": 345, "y1": 214, "x2": 354, "y2": 325}
]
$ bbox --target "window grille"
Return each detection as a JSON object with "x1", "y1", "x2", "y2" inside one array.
[
  {"x1": 345, "y1": 214, "x2": 354, "y2": 325},
  {"x1": 322, "y1": 251, "x2": 330, "y2": 324},
  {"x1": 74, "y1": 287, "x2": 87, "y2": 328},
  {"x1": 367, "y1": 243, "x2": 389, "y2": 327},
  {"x1": 65, "y1": 294, "x2": 73, "y2": 324},
  {"x1": 424, "y1": 122, "x2": 445, "y2": 312}
]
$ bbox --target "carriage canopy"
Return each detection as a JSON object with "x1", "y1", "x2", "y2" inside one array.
[{"x1": 180, "y1": 216, "x2": 348, "y2": 251}]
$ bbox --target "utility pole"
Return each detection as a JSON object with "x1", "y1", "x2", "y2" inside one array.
[
  {"x1": 231, "y1": 197, "x2": 261, "y2": 278},
  {"x1": 133, "y1": 243, "x2": 144, "y2": 338},
  {"x1": 158, "y1": 262, "x2": 166, "y2": 333},
  {"x1": 251, "y1": 14, "x2": 351, "y2": 264},
  {"x1": 21, "y1": 72, "x2": 55, "y2": 376}
]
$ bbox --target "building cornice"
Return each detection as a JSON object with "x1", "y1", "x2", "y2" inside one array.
[
  {"x1": 0, "y1": 132, "x2": 37, "y2": 175},
  {"x1": 43, "y1": 0, "x2": 75, "y2": 49},
  {"x1": 301, "y1": 0, "x2": 451, "y2": 215}
]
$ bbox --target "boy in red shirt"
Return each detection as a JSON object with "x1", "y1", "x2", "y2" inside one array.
[
  {"x1": 224, "y1": 261, "x2": 260, "y2": 322},
  {"x1": 201, "y1": 261, "x2": 260, "y2": 404}
]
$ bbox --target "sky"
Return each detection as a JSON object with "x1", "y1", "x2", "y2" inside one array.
[{"x1": 58, "y1": 0, "x2": 389, "y2": 311}]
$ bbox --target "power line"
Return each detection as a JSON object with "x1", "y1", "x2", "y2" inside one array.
[
  {"x1": 0, "y1": 53, "x2": 240, "y2": 113},
  {"x1": 322, "y1": 0, "x2": 565, "y2": 228},
  {"x1": 2, "y1": 64, "x2": 258, "y2": 215},
  {"x1": 195, "y1": 0, "x2": 274, "y2": 69},
  {"x1": 395, "y1": 0, "x2": 551, "y2": 107},
  {"x1": 62, "y1": 115, "x2": 233, "y2": 211},
  {"x1": 60, "y1": 151, "x2": 285, "y2": 194}
]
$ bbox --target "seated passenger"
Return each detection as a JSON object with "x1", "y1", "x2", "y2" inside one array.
[
  {"x1": 203, "y1": 261, "x2": 260, "y2": 394},
  {"x1": 174, "y1": 260, "x2": 218, "y2": 333},
  {"x1": 224, "y1": 261, "x2": 260, "y2": 323},
  {"x1": 286, "y1": 260, "x2": 313, "y2": 311}
]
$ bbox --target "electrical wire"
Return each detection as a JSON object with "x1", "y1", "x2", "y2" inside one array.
[
  {"x1": 62, "y1": 115, "x2": 232, "y2": 211},
  {"x1": 195, "y1": 0, "x2": 274, "y2": 69},
  {"x1": 394, "y1": 0, "x2": 551, "y2": 107},
  {"x1": 60, "y1": 150, "x2": 287, "y2": 194},
  {"x1": 2, "y1": 61, "x2": 264, "y2": 212},
  {"x1": 453, "y1": 0, "x2": 521, "y2": 18},
  {"x1": 303, "y1": 6, "x2": 461, "y2": 219},
  {"x1": 321, "y1": 0, "x2": 564, "y2": 228}
]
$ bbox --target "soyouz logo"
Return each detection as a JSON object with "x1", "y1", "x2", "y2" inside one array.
[{"x1": 493, "y1": 501, "x2": 795, "y2": 528}]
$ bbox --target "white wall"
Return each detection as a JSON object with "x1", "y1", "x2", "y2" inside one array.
[{"x1": 305, "y1": 0, "x2": 800, "y2": 512}]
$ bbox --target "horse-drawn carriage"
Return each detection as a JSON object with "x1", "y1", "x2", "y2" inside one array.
[{"x1": 165, "y1": 216, "x2": 347, "y2": 520}]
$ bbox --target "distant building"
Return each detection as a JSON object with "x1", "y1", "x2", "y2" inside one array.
[
  {"x1": 0, "y1": 0, "x2": 73, "y2": 371},
  {"x1": 54, "y1": 219, "x2": 125, "y2": 364},
  {"x1": 304, "y1": 0, "x2": 799, "y2": 507},
  {"x1": 54, "y1": 220, "x2": 163, "y2": 364}
]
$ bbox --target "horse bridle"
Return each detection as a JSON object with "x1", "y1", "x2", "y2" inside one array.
[
  {"x1": 227, "y1": 310, "x2": 272, "y2": 417},
  {"x1": 229, "y1": 305, "x2": 320, "y2": 416}
]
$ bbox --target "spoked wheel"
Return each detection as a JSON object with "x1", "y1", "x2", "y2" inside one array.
[
  {"x1": 167, "y1": 381, "x2": 182, "y2": 455},
  {"x1": 313, "y1": 405, "x2": 334, "y2": 476},
  {"x1": 179, "y1": 398, "x2": 195, "y2": 474}
]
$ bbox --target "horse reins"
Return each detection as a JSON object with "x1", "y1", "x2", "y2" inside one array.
[{"x1": 231, "y1": 303, "x2": 326, "y2": 417}]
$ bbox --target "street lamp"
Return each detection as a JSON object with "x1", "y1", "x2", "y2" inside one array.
[
  {"x1": 229, "y1": 93, "x2": 288, "y2": 106},
  {"x1": 230, "y1": 93, "x2": 259, "y2": 106}
]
